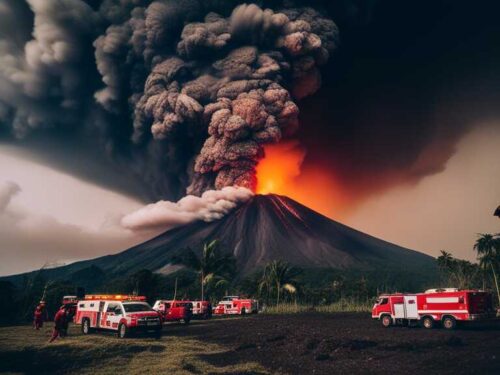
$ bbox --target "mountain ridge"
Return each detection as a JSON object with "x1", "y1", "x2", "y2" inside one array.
[{"x1": 3, "y1": 194, "x2": 436, "y2": 285}]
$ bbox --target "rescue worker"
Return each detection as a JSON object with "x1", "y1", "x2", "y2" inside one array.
[
  {"x1": 33, "y1": 301, "x2": 48, "y2": 330},
  {"x1": 49, "y1": 306, "x2": 68, "y2": 343}
]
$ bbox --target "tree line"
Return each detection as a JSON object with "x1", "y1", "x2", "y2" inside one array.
[{"x1": 1, "y1": 232, "x2": 498, "y2": 325}]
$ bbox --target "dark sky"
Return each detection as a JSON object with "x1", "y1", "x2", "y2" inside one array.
[{"x1": 296, "y1": 0, "x2": 500, "y2": 202}]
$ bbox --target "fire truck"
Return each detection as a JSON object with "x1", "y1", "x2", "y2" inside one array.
[
  {"x1": 214, "y1": 296, "x2": 259, "y2": 315},
  {"x1": 74, "y1": 295, "x2": 162, "y2": 338},
  {"x1": 372, "y1": 288, "x2": 495, "y2": 329},
  {"x1": 191, "y1": 300, "x2": 212, "y2": 319},
  {"x1": 152, "y1": 300, "x2": 193, "y2": 324}
]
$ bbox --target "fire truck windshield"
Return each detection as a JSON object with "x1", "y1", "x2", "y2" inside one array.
[{"x1": 122, "y1": 303, "x2": 153, "y2": 312}]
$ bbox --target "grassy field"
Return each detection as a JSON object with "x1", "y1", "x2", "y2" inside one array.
[
  {"x1": 263, "y1": 300, "x2": 373, "y2": 314},
  {"x1": 0, "y1": 323, "x2": 269, "y2": 375}
]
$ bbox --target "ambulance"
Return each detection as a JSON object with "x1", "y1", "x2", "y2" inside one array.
[{"x1": 74, "y1": 295, "x2": 162, "y2": 338}]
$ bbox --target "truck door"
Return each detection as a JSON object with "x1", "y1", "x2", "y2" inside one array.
[{"x1": 404, "y1": 296, "x2": 418, "y2": 319}]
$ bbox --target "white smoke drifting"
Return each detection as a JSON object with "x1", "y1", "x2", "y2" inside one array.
[{"x1": 121, "y1": 186, "x2": 253, "y2": 231}]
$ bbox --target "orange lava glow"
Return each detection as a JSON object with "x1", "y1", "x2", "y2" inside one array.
[
  {"x1": 256, "y1": 141, "x2": 306, "y2": 195},
  {"x1": 256, "y1": 141, "x2": 345, "y2": 219}
]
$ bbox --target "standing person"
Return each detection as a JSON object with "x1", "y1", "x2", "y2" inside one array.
[
  {"x1": 33, "y1": 301, "x2": 48, "y2": 330},
  {"x1": 49, "y1": 306, "x2": 68, "y2": 343},
  {"x1": 33, "y1": 306, "x2": 43, "y2": 330}
]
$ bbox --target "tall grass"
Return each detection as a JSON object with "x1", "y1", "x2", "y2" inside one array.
[{"x1": 262, "y1": 298, "x2": 373, "y2": 314}]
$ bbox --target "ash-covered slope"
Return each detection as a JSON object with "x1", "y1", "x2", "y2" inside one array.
[{"x1": 5, "y1": 194, "x2": 435, "y2": 283}]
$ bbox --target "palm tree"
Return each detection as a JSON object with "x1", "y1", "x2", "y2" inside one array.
[
  {"x1": 259, "y1": 260, "x2": 300, "y2": 305},
  {"x1": 474, "y1": 233, "x2": 500, "y2": 304},
  {"x1": 173, "y1": 240, "x2": 236, "y2": 301},
  {"x1": 437, "y1": 250, "x2": 453, "y2": 272}
]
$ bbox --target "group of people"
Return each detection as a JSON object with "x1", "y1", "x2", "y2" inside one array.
[{"x1": 33, "y1": 301, "x2": 71, "y2": 343}]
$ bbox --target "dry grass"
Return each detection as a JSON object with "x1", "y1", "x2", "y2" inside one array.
[
  {"x1": 263, "y1": 300, "x2": 373, "y2": 314},
  {"x1": 0, "y1": 323, "x2": 270, "y2": 375}
]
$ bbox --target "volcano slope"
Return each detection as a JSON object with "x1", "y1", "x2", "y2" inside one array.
[{"x1": 4, "y1": 194, "x2": 436, "y2": 286}]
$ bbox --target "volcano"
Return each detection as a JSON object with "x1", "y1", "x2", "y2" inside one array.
[{"x1": 4, "y1": 194, "x2": 436, "y2": 285}]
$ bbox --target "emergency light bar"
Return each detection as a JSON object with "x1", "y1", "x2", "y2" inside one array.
[{"x1": 84, "y1": 294, "x2": 147, "y2": 301}]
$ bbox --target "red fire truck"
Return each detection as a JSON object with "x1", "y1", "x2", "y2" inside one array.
[
  {"x1": 152, "y1": 300, "x2": 193, "y2": 324},
  {"x1": 191, "y1": 300, "x2": 212, "y2": 319},
  {"x1": 214, "y1": 296, "x2": 259, "y2": 315},
  {"x1": 74, "y1": 295, "x2": 162, "y2": 338},
  {"x1": 372, "y1": 288, "x2": 495, "y2": 329}
]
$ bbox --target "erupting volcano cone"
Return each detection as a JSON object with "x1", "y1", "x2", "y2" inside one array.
[{"x1": 4, "y1": 195, "x2": 436, "y2": 285}]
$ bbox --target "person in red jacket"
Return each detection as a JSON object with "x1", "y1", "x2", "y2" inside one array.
[
  {"x1": 33, "y1": 301, "x2": 48, "y2": 330},
  {"x1": 49, "y1": 306, "x2": 68, "y2": 343}
]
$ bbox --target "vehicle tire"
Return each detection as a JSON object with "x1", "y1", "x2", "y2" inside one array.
[
  {"x1": 381, "y1": 315, "x2": 392, "y2": 328},
  {"x1": 81, "y1": 319, "x2": 92, "y2": 335},
  {"x1": 183, "y1": 318, "x2": 191, "y2": 325},
  {"x1": 442, "y1": 316, "x2": 457, "y2": 330},
  {"x1": 422, "y1": 316, "x2": 434, "y2": 329},
  {"x1": 118, "y1": 323, "x2": 129, "y2": 338},
  {"x1": 241, "y1": 308, "x2": 246, "y2": 316},
  {"x1": 153, "y1": 328, "x2": 162, "y2": 339}
]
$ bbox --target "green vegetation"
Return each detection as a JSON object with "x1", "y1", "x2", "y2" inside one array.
[
  {"x1": 5, "y1": 230, "x2": 500, "y2": 326},
  {"x1": 474, "y1": 233, "x2": 500, "y2": 304},
  {"x1": 0, "y1": 324, "x2": 269, "y2": 374},
  {"x1": 263, "y1": 299, "x2": 373, "y2": 314},
  {"x1": 172, "y1": 240, "x2": 236, "y2": 301}
]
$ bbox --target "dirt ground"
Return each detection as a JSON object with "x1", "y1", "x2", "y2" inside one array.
[
  {"x1": 173, "y1": 313, "x2": 500, "y2": 375},
  {"x1": 0, "y1": 313, "x2": 499, "y2": 374}
]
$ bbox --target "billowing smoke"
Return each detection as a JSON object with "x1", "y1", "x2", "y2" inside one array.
[
  {"x1": 0, "y1": 0, "x2": 338, "y2": 200},
  {"x1": 121, "y1": 186, "x2": 253, "y2": 231},
  {"x1": 2, "y1": 0, "x2": 494, "y2": 211}
]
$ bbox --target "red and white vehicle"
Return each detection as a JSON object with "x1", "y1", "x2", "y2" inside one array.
[
  {"x1": 152, "y1": 300, "x2": 193, "y2": 324},
  {"x1": 74, "y1": 295, "x2": 162, "y2": 338},
  {"x1": 191, "y1": 300, "x2": 212, "y2": 319},
  {"x1": 214, "y1": 296, "x2": 258, "y2": 315},
  {"x1": 372, "y1": 288, "x2": 495, "y2": 329}
]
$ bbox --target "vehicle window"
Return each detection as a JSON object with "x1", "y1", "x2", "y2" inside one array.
[
  {"x1": 114, "y1": 307, "x2": 123, "y2": 315},
  {"x1": 378, "y1": 298, "x2": 388, "y2": 305},
  {"x1": 165, "y1": 303, "x2": 171, "y2": 308},
  {"x1": 123, "y1": 303, "x2": 153, "y2": 312},
  {"x1": 79, "y1": 303, "x2": 84, "y2": 308},
  {"x1": 106, "y1": 303, "x2": 118, "y2": 312}
]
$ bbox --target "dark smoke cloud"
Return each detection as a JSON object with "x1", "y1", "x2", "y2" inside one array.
[
  {"x1": 0, "y1": 0, "x2": 337, "y2": 198},
  {"x1": 1, "y1": 0, "x2": 500, "y2": 205}
]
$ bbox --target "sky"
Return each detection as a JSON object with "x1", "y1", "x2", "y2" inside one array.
[{"x1": 0, "y1": 0, "x2": 499, "y2": 275}]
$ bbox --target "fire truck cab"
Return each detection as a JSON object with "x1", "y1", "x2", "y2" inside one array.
[
  {"x1": 191, "y1": 300, "x2": 212, "y2": 319},
  {"x1": 372, "y1": 288, "x2": 495, "y2": 329},
  {"x1": 75, "y1": 295, "x2": 162, "y2": 338},
  {"x1": 214, "y1": 296, "x2": 258, "y2": 315},
  {"x1": 152, "y1": 300, "x2": 193, "y2": 324}
]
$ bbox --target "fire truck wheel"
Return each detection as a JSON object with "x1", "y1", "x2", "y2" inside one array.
[
  {"x1": 81, "y1": 319, "x2": 92, "y2": 334},
  {"x1": 153, "y1": 329, "x2": 162, "y2": 339},
  {"x1": 422, "y1": 316, "x2": 434, "y2": 329},
  {"x1": 381, "y1": 315, "x2": 392, "y2": 328},
  {"x1": 183, "y1": 318, "x2": 191, "y2": 325},
  {"x1": 442, "y1": 316, "x2": 457, "y2": 330},
  {"x1": 118, "y1": 323, "x2": 129, "y2": 338}
]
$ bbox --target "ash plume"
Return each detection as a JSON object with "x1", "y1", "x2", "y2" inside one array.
[
  {"x1": 121, "y1": 186, "x2": 253, "y2": 231},
  {"x1": 1, "y1": 0, "x2": 494, "y2": 208}
]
